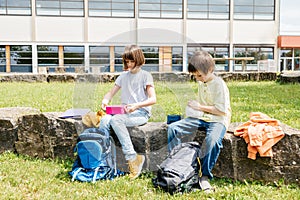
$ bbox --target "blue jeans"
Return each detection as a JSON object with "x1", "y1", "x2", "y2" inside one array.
[
  {"x1": 167, "y1": 117, "x2": 226, "y2": 179},
  {"x1": 100, "y1": 109, "x2": 150, "y2": 161}
]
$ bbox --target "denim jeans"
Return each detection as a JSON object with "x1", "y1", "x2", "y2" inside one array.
[
  {"x1": 100, "y1": 109, "x2": 150, "y2": 161},
  {"x1": 167, "y1": 117, "x2": 226, "y2": 179}
]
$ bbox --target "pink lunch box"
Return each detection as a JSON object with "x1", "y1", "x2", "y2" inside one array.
[{"x1": 106, "y1": 105, "x2": 125, "y2": 115}]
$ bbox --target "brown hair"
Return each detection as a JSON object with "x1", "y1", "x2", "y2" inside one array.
[
  {"x1": 122, "y1": 45, "x2": 145, "y2": 70},
  {"x1": 188, "y1": 50, "x2": 215, "y2": 75}
]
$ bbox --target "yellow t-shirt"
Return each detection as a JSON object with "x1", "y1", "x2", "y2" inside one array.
[{"x1": 198, "y1": 76, "x2": 231, "y2": 129}]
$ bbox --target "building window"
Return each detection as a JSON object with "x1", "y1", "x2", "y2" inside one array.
[
  {"x1": 0, "y1": 46, "x2": 5, "y2": 72},
  {"x1": 0, "y1": 0, "x2": 31, "y2": 15},
  {"x1": 234, "y1": 0, "x2": 275, "y2": 20},
  {"x1": 89, "y1": 46, "x2": 110, "y2": 72},
  {"x1": 172, "y1": 47, "x2": 183, "y2": 71},
  {"x1": 10, "y1": 45, "x2": 32, "y2": 73},
  {"x1": 279, "y1": 48, "x2": 300, "y2": 71},
  {"x1": 234, "y1": 46, "x2": 274, "y2": 71},
  {"x1": 139, "y1": 0, "x2": 183, "y2": 19},
  {"x1": 64, "y1": 46, "x2": 84, "y2": 72},
  {"x1": 89, "y1": 0, "x2": 134, "y2": 17},
  {"x1": 294, "y1": 49, "x2": 300, "y2": 71},
  {"x1": 37, "y1": 46, "x2": 59, "y2": 69},
  {"x1": 187, "y1": 0, "x2": 229, "y2": 19},
  {"x1": 187, "y1": 45, "x2": 229, "y2": 71},
  {"x1": 36, "y1": 0, "x2": 84, "y2": 16},
  {"x1": 141, "y1": 46, "x2": 159, "y2": 71},
  {"x1": 114, "y1": 46, "x2": 125, "y2": 72}
]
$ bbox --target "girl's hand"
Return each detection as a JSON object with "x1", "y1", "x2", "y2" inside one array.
[
  {"x1": 188, "y1": 100, "x2": 201, "y2": 110},
  {"x1": 101, "y1": 99, "x2": 109, "y2": 110},
  {"x1": 124, "y1": 104, "x2": 138, "y2": 113}
]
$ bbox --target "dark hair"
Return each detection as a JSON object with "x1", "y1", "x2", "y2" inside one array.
[
  {"x1": 122, "y1": 45, "x2": 145, "y2": 70},
  {"x1": 188, "y1": 51, "x2": 215, "y2": 75}
]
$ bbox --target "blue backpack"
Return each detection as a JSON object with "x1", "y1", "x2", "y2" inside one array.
[{"x1": 69, "y1": 128, "x2": 124, "y2": 183}]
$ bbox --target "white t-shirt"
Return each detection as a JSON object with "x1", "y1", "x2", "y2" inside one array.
[
  {"x1": 115, "y1": 69, "x2": 154, "y2": 114},
  {"x1": 198, "y1": 76, "x2": 231, "y2": 129}
]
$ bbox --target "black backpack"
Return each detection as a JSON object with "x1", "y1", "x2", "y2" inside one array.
[
  {"x1": 68, "y1": 128, "x2": 124, "y2": 183},
  {"x1": 152, "y1": 142, "x2": 202, "y2": 194}
]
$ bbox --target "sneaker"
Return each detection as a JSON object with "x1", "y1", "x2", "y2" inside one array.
[
  {"x1": 199, "y1": 176, "x2": 215, "y2": 193},
  {"x1": 128, "y1": 154, "x2": 145, "y2": 179}
]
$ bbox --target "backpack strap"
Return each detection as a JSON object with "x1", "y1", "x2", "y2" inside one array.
[
  {"x1": 92, "y1": 167, "x2": 100, "y2": 183},
  {"x1": 110, "y1": 136, "x2": 117, "y2": 174},
  {"x1": 197, "y1": 157, "x2": 202, "y2": 177},
  {"x1": 71, "y1": 167, "x2": 83, "y2": 182}
]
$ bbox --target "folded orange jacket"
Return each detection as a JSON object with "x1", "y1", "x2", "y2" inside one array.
[{"x1": 234, "y1": 112, "x2": 285, "y2": 160}]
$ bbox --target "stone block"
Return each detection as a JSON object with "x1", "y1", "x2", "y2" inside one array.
[
  {"x1": 15, "y1": 112, "x2": 82, "y2": 159},
  {"x1": 0, "y1": 107, "x2": 41, "y2": 153},
  {"x1": 212, "y1": 122, "x2": 300, "y2": 185},
  {"x1": 0, "y1": 108, "x2": 299, "y2": 185}
]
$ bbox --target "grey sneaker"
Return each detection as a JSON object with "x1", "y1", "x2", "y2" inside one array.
[
  {"x1": 128, "y1": 154, "x2": 145, "y2": 179},
  {"x1": 199, "y1": 176, "x2": 215, "y2": 193}
]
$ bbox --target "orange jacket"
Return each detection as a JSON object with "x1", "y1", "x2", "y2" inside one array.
[{"x1": 234, "y1": 112, "x2": 285, "y2": 160}]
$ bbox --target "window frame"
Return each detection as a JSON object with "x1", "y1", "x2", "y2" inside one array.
[
  {"x1": 36, "y1": 0, "x2": 84, "y2": 17},
  {"x1": 0, "y1": 0, "x2": 31, "y2": 16},
  {"x1": 89, "y1": 46, "x2": 110, "y2": 72},
  {"x1": 187, "y1": 45, "x2": 230, "y2": 71},
  {"x1": 10, "y1": 45, "x2": 33, "y2": 73},
  {"x1": 233, "y1": 0, "x2": 275, "y2": 20},
  {"x1": 37, "y1": 45, "x2": 59, "y2": 67},
  {"x1": 187, "y1": 0, "x2": 230, "y2": 20},
  {"x1": 141, "y1": 46, "x2": 159, "y2": 72},
  {"x1": 172, "y1": 46, "x2": 183, "y2": 72},
  {"x1": 233, "y1": 46, "x2": 274, "y2": 71},
  {"x1": 88, "y1": 0, "x2": 135, "y2": 18},
  {"x1": 139, "y1": 0, "x2": 183, "y2": 19}
]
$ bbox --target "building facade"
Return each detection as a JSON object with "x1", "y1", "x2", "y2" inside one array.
[{"x1": 1, "y1": 0, "x2": 295, "y2": 74}]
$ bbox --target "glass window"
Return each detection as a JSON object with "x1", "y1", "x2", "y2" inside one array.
[
  {"x1": 0, "y1": 0, "x2": 31, "y2": 15},
  {"x1": 37, "y1": 46, "x2": 59, "y2": 67},
  {"x1": 89, "y1": 0, "x2": 134, "y2": 18},
  {"x1": 114, "y1": 46, "x2": 125, "y2": 72},
  {"x1": 294, "y1": 49, "x2": 300, "y2": 57},
  {"x1": 64, "y1": 46, "x2": 84, "y2": 67},
  {"x1": 10, "y1": 45, "x2": 32, "y2": 72},
  {"x1": 89, "y1": 46, "x2": 110, "y2": 72},
  {"x1": 172, "y1": 47, "x2": 183, "y2": 72},
  {"x1": 260, "y1": 47, "x2": 274, "y2": 60},
  {"x1": 234, "y1": 0, "x2": 274, "y2": 20},
  {"x1": 279, "y1": 48, "x2": 300, "y2": 71},
  {"x1": 279, "y1": 49, "x2": 292, "y2": 57},
  {"x1": 141, "y1": 46, "x2": 159, "y2": 71},
  {"x1": 0, "y1": 46, "x2": 5, "y2": 72},
  {"x1": 294, "y1": 57, "x2": 300, "y2": 71},
  {"x1": 139, "y1": 0, "x2": 183, "y2": 19},
  {"x1": 187, "y1": 45, "x2": 229, "y2": 71},
  {"x1": 234, "y1": 46, "x2": 274, "y2": 71},
  {"x1": 187, "y1": 0, "x2": 229, "y2": 19},
  {"x1": 36, "y1": 0, "x2": 84, "y2": 16}
]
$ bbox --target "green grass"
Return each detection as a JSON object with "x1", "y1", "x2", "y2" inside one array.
[
  {"x1": 0, "y1": 81, "x2": 299, "y2": 129},
  {"x1": 0, "y1": 81, "x2": 299, "y2": 199},
  {"x1": 0, "y1": 152, "x2": 299, "y2": 200}
]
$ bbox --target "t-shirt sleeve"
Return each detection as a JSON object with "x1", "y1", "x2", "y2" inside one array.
[
  {"x1": 213, "y1": 82, "x2": 230, "y2": 114},
  {"x1": 144, "y1": 71, "x2": 154, "y2": 88},
  {"x1": 115, "y1": 73, "x2": 123, "y2": 87}
]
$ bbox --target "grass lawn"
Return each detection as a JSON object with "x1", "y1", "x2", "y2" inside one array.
[
  {"x1": 0, "y1": 81, "x2": 299, "y2": 199},
  {"x1": 0, "y1": 81, "x2": 299, "y2": 128}
]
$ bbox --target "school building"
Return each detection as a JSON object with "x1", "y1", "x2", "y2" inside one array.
[{"x1": 0, "y1": 0, "x2": 299, "y2": 73}]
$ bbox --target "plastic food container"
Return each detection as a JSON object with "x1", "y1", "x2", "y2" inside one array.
[{"x1": 106, "y1": 105, "x2": 125, "y2": 115}]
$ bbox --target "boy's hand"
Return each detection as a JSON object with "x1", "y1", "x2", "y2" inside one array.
[{"x1": 188, "y1": 100, "x2": 201, "y2": 110}]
